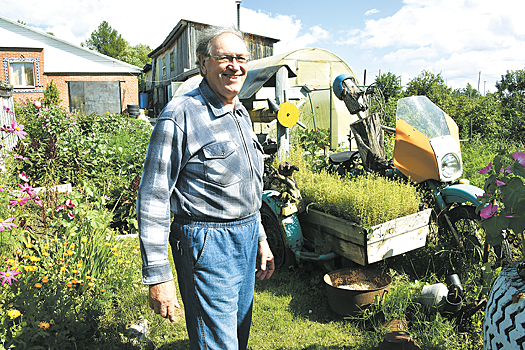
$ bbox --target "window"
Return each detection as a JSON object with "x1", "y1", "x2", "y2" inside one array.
[
  {"x1": 162, "y1": 57, "x2": 166, "y2": 77},
  {"x1": 170, "y1": 51, "x2": 175, "y2": 72},
  {"x1": 10, "y1": 61, "x2": 35, "y2": 87}
]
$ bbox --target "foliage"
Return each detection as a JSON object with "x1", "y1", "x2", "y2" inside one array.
[
  {"x1": 496, "y1": 68, "x2": 525, "y2": 140},
  {"x1": 43, "y1": 80, "x2": 61, "y2": 107},
  {"x1": 375, "y1": 71, "x2": 403, "y2": 103},
  {"x1": 81, "y1": 21, "x2": 151, "y2": 68},
  {"x1": 297, "y1": 128, "x2": 330, "y2": 172},
  {"x1": 9, "y1": 103, "x2": 152, "y2": 234},
  {"x1": 82, "y1": 21, "x2": 128, "y2": 60},
  {"x1": 405, "y1": 70, "x2": 453, "y2": 111},
  {"x1": 477, "y1": 149, "x2": 525, "y2": 263}
]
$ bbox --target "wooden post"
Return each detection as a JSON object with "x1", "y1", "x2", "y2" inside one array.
[{"x1": 275, "y1": 66, "x2": 289, "y2": 160}]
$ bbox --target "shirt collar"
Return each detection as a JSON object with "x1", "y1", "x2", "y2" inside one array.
[{"x1": 199, "y1": 78, "x2": 243, "y2": 117}]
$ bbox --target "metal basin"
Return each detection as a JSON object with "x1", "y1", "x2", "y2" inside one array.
[{"x1": 324, "y1": 268, "x2": 392, "y2": 316}]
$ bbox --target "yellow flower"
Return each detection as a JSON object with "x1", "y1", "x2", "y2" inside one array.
[
  {"x1": 60, "y1": 266, "x2": 67, "y2": 272},
  {"x1": 6, "y1": 259, "x2": 15, "y2": 265},
  {"x1": 15, "y1": 250, "x2": 21, "y2": 255},
  {"x1": 126, "y1": 260, "x2": 131, "y2": 264},
  {"x1": 86, "y1": 276, "x2": 91, "y2": 280},
  {"x1": 111, "y1": 247, "x2": 117, "y2": 252},
  {"x1": 43, "y1": 246, "x2": 49, "y2": 250},
  {"x1": 42, "y1": 277, "x2": 49, "y2": 283},
  {"x1": 66, "y1": 249, "x2": 74, "y2": 256},
  {"x1": 76, "y1": 262, "x2": 82, "y2": 268},
  {"x1": 88, "y1": 282, "x2": 94, "y2": 287},
  {"x1": 100, "y1": 289, "x2": 106, "y2": 293},
  {"x1": 81, "y1": 237, "x2": 88, "y2": 243},
  {"x1": 117, "y1": 259, "x2": 123, "y2": 264},
  {"x1": 69, "y1": 244, "x2": 75, "y2": 250},
  {"x1": 25, "y1": 243, "x2": 32, "y2": 249},
  {"x1": 7, "y1": 309, "x2": 21, "y2": 319},
  {"x1": 105, "y1": 242, "x2": 112, "y2": 247},
  {"x1": 72, "y1": 269, "x2": 78, "y2": 274},
  {"x1": 66, "y1": 282, "x2": 73, "y2": 287},
  {"x1": 70, "y1": 233, "x2": 76, "y2": 237},
  {"x1": 34, "y1": 283, "x2": 42, "y2": 288},
  {"x1": 38, "y1": 321, "x2": 50, "y2": 330},
  {"x1": 70, "y1": 279, "x2": 78, "y2": 284},
  {"x1": 43, "y1": 252, "x2": 50, "y2": 257},
  {"x1": 112, "y1": 252, "x2": 119, "y2": 257},
  {"x1": 29, "y1": 256, "x2": 40, "y2": 262},
  {"x1": 24, "y1": 265, "x2": 36, "y2": 272}
]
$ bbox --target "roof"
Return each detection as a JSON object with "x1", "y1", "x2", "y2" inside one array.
[
  {"x1": 149, "y1": 19, "x2": 280, "y2": 58},
  {"x1": 0, "y1": 15, "x2": 142, "y2": 74}
]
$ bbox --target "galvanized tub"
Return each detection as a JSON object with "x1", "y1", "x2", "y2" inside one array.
[{"x1": 324, "y1": 268, "x2": 391, "y2": 316}]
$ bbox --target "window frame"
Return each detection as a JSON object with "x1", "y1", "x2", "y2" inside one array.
[{"x1": 3, "y1": 57, "x2": 41, "y2": 89}]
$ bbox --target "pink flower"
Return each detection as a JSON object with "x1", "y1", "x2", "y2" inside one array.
[
  {"x1": 480, "y1": 202, "x2": 498, "y2": 219},
  {"x1": 18, "y1": 173, "x2": 29, "y2": 182},
  {"x1": 11, "y1": 119, "x2": 27, "y2": 140},
  {"x1": 19, "y1": 183, "x2": 37, "y2": 197},
  {"x1": 55, "y1": 205, "x2": 65, "y2": 212},
  {"x1": 479, "y1": 163, "x2": 491, "y2": 174},
  {"x1": 496, "y1": 180, "x2": 506, "y2": 187},
  {"x1": 67, "y1": 212, "x2": 75, "y2": 220},
  {"x1": 0, "y1": 265, "x2": 21, "y2": 286},
  {"x1": 0, "y1": 217, "x2": 17, "y2": 231},
  {"x1": 9, "y1": 197, "x2": 31, "y2": 207},
  {"x1": 65, "y1": 199, "x2": 75, "y2": 208},
  {"x1": 512, "y1": 152, "x2": 525, "y2": 165}
]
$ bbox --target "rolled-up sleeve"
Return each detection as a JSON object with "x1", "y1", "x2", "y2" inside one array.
[{"x1": 137, "y1": 116, "x2": 185, "y2": 285}]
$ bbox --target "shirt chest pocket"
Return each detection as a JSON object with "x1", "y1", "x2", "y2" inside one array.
[{"x1": 202, "y1": 141, "x2": 241, "y2": 187}]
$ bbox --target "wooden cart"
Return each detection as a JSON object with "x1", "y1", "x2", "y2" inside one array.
[{"x1": 299, "y1": 208, "x2": 432, "y2": 265}]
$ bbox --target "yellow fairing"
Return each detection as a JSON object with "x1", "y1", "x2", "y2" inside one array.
[
  {"x1": 393, "y1": 119, "x2": 439, "y2": 183},
  {"x1": 444, "y1": 112, "x2": 460, "y2": 146}
]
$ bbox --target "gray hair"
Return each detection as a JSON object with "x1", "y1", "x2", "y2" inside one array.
[{"x1": 195, "y1": 26, "x2": 247, "y2": 76}]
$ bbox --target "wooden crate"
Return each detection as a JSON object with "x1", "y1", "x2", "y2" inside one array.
[{"x1": 299, "y1": 208, "x2": 432, "y2": 265}]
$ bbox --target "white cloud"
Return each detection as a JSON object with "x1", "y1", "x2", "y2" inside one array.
[
  {"x1": 338, "y1": 0, "x2": 525, "y2": 89},
  {"x1": 365, "y1": 9, "x2": 379, "y2": 16}
]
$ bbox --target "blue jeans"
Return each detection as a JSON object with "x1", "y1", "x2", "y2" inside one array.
[{"x1": 170, "y1": 213, "x2": 259, "y2": 350}]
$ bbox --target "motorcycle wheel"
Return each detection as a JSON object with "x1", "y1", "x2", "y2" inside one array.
[
  {"x1": 260, "y1": 204, "x2": 295, "y2": 270},
  {"x1": 439, "y1": 205, "x2": 484, "y2": 272}
]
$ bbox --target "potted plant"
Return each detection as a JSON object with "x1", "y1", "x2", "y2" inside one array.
[{"x1": 478, "y1": 150, "x2": 525, "y2": 349}]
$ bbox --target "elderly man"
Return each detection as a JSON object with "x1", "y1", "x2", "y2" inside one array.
[{"x1": 136, "y1": 26, "x2": 274, "y2": 350}]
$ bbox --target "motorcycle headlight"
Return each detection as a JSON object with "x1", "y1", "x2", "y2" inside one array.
[{"x1": 441, "y1": 153, "x2": 461, "y2": 179}]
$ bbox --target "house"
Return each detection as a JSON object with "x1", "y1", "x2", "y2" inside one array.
[
  {"x1": 147, "y1": 19, "x2": 279, "y2": 115},
  {"x1": 0, "y1": 15, "x2": 142, "y2": 115}
]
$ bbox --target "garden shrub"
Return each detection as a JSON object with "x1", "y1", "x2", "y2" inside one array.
[{"x1": 43, "y1": 79, "x2": 61, "y2": 107}]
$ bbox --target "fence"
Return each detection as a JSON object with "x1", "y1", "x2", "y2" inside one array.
[{"x1": 0, "y1": 81, "x2": 19, "y2": 155}]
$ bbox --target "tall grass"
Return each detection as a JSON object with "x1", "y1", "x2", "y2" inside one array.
[{"x1": 287, "y1": 146, "x2": 422, "y2": 227}]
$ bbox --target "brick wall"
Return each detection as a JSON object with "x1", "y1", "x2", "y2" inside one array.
[{"x1": 1, "y1": 48, "x2": 139, "y2": 113}]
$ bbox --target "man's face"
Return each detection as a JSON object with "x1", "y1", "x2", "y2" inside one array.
[{"x1": 199, "y1": 33, "x2": 249, "y2": 106}]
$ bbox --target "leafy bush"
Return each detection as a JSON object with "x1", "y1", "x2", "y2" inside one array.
[
  {"x1": 10, "y1": 103, "x2": 152, "y2": 233},
  {"x1": 43, "y1": 80, "x2": 61, "y2": 107}
]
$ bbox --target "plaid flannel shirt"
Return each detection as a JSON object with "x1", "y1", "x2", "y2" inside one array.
[{"x1": 137, "y1": 79, "x2": 266, "y2": 285}]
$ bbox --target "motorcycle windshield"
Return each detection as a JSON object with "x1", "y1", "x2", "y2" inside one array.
[{"x1": 396, "y1": 96, "x2": 451, "y2": 139}]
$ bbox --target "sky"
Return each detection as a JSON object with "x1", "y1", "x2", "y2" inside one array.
[{"x1": 3, "y1": 0, "x2": 525, "y2": 93}]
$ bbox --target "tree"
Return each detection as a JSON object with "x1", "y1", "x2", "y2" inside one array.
[
  {"x1": 43, "y1": 80, "x2": 61, "y2": 106},
  {"x1": 496, "y1": 68, "x2": 525, "y2": 140},
  {"x1": 118, "y1": 43, "x2": 152, "y2": 68},
  {"x1": 405, "y1": 70, "x2": 453, "y2": 111},
  {"x1": 375, "y1": 72, "x2": 402, "y2": 103},
  {"x1": 82, "y1": 21, "x2": 128, "y2": 60}
]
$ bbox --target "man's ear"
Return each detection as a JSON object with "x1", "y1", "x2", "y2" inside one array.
[{"x1": 198, "y1": 55, "x2": 207, "y2": 75}]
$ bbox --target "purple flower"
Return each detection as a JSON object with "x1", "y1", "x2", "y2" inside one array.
[
  {"x1": 480, "y1": 202, "x2": 498, "y2": 219},
  {"x1": 0, "y1": 217, "x2": 17, "y2": 231},
  {"x1": 0, "y1": 265, "x2": 21, "y2": 286},
  {"x1": 479, "y1": 162, "x2": 491, "y2": 174},
  {"x1": 33, "y1": 197, "x2": 43, "y2": 208},
  {"x1": 513, "y1": 152, "x2": 525, "y2": 165},
  {"x1": 496, "y1": 180, "x2": 506, "y2": 187}
]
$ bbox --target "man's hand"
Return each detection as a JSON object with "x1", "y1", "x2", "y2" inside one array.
[
  {"x1": 149, "y1": 280, "x2": 180, "y2": 322},
  {"x1": 256, "y1": 239, "x2": 275, "y2": 280}
]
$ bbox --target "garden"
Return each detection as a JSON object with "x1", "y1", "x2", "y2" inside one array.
[{"x1": 1, "y1": 72, "x2": 525, "y2": 349}]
